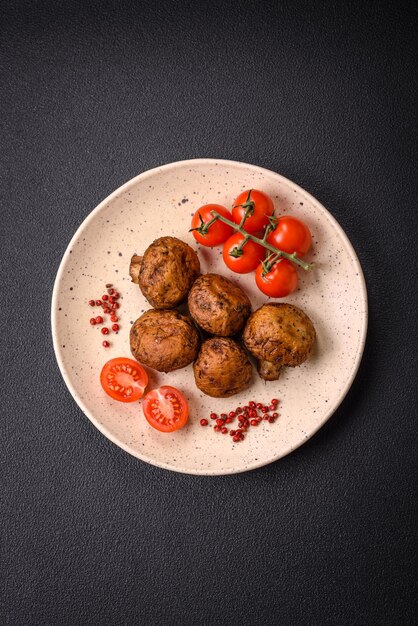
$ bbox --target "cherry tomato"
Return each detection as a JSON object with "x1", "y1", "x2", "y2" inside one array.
[
  {"x1": 255, "y1": 259, "x2": 298, "y2": 298},
  {"x1": 222, "y1": 233, "x2": 265, "y2": 274},
  {"x1": 191, "y1": 204, "x2": 234, "y2": 246},
  {"x1": 232, "y1": 189, "x2": 274, "y2": 234},
  {"x1": 142, "y1": 385, "x2": 189, "y2": 432},
  {"x1": 100, "y1": 357, "x2": 148, "y2": 402},
  {"x1": 267, "y1": 216, "x2": 312, "y2": 256}
]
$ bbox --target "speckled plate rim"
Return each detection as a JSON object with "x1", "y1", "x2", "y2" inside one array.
[{"x1": 51, "y1": 158, "x2": 368, "y2": 475}]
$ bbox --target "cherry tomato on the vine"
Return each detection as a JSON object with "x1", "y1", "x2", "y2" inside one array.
[
  {"x1": 267, "y1": 216, "x2": 312, "y2": 256},
  {"x1": 223, "y1": 233, "x2": 265, "y2": 274},
  {"x1": 142, "y1": 386, "x2": 189, "y2": 432},
  {"x1": 232, "y1": 189, "x2": 274, "y2": 234},
  {"x1": 255, "y1": 259, "x2": 298, "y2": 298},
  {"x1": 191, "y1": 204, "x2": 234, "y2": 246},
  {"x1": 100, "y1": 357, "x2": 148, "y2": 402}
]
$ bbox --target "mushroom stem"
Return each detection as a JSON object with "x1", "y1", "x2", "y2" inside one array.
[
  {"x1": 129, "y1": 255, "x2": 143, "y2": 284},
  {"x1": 257, "y1": 360, "x2": 282, "y2": 381}
]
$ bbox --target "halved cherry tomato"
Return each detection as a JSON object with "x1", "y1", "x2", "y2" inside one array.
[
  {"x1": 255, "y1": 259, "x2": 298, "y2": 298},
  {"x1": 232, "y1": 189, "x2": 274, "y2": 233},
  {"x1": 142, "y1": 386, "x2": 189, "y2": 432},
  {"x1": 222, "y1": 233, "x2": 265, "y2": 274},
  {"x1": 191, "y1": 204, "x2": 234, "y2": 246},
  {"x1": 100, "y1": 357, "x2": 148, "y2": 402},
  {"x1": 267, "y1": 216, "x2": 312, "y2": 256}
]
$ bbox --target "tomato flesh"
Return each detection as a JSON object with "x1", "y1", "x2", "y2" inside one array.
[
  {"x1": 100, "y1": 357, "x2": 148, "y2": 403},
  {"x1": 191, "y1": 204, "x2": 234, "y2": 246},
  {"x1": 142, "y1": 386, "x2": 189, "y2": 432}
]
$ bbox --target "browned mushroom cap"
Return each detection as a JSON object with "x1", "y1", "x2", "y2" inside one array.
[
  {"x1": 188, "y1": 273, "x2": 251, "y2": 337},
  {"x1": 135, "y1": 236, "x2": 200, "y2": 309},
  {"x1": 193, "y1": 337, "x2": 252, "y2": 397},
  {"x1": 130, "y1": 309, "x2": 200, "y2": 373},
  {"x1": 242, "y1": 303, "x2": 316, "y2": 380}
]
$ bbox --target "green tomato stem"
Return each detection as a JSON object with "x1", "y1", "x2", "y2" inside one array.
[
  {"x1": 210, "y1": 211, "x2": 314, "y2": 271},
  {"x1": 229, "y1": 234, "x2": 250, "y2": 258}
]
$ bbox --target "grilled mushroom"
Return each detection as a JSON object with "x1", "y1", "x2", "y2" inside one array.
[
  {"x1": 193, "y1": 337, "x2": 252, "y2": 397},
  {"x1": 130, "y1": 309, "x2": 200, "y2": 373},
  {"x1": 130, "y1": 236, "x2": 200, "y2": 309},
  {"x1": 243, "y1": 303, "x2": 316, "y2": 380},
  {"x1": 188, "y1": 273, "x2": 251, "y2": 337}
]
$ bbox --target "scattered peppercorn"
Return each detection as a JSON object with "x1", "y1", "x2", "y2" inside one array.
[
  {"x1": 87, "y1": 284, "x2": 122, "y2": 347},
  {"x1": 200, "y1": 397, "x2": 281, "y2": 444}
]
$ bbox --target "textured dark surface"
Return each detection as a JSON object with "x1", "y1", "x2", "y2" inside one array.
[{"x1": 1, "y1": 1, "x2": 417, "y2": 624}]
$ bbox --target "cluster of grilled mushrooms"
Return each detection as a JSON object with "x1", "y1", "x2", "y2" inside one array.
[{"x1": 129, "y1": 236, "x2": 315, "y2": 398}]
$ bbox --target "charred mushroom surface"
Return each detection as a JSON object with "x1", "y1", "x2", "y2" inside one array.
[
  {"x1": 243, "y1": 303, "x2": 316, "y2": 380},
  {"x1": 130, "y1": 309, "x2": 200, "y2": 373},
  {"x1": 133, "y1": 236, "x2": 200, "y2": 309},
  {"x1": 188, "y1": 273, "x2": 251, "y2": 336},
  {"x1": 193, "y1": 337, "x2": 252, "y2": 397}
]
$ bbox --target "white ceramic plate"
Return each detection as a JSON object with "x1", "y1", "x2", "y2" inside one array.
[{"x1": 51, "y1": 159, "x2": 367, "y2": 475}]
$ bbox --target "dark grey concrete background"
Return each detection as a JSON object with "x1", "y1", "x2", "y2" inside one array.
[{"x1": 2, "y1": 1, "x2": 417, "y2": 624}]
